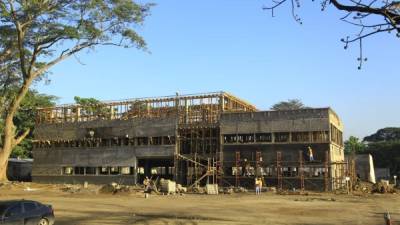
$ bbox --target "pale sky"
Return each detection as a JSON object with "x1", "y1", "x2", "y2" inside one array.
[{"x1": 36, "y1": 1, "x2": 400, "y2": 140}]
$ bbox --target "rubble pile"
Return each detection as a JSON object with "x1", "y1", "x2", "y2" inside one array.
[
  {"x1": 233, "y1": 187, "x2": 248, "y2": 193},
  {"x1": 219, "y1": 186, "x2": 233, "y2": 194},
  {"x1": 176, "y1": 184, "x2": 187, "y2": 193},
  {"x1": 353, "y1": 181, "x2": 373, "y2": 194},
  {"x1": 372, "y1": 180, "x2": 397, "y2": 194},
  {"x1": 60, "y1": 185, "x2": 82, "y2": 194},
  {"x1": 98, "y1": 182, "x2": 132, "y2": 194},
  {"x1": 191, "y1": 186, "x2": 205, "y2": 194}
]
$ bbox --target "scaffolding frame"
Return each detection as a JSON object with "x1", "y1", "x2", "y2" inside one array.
[
  {"x1": 299, "y1": 150, "x2": 305, "y2": 191},
  {"x1": 36, "y1": 92, "x2": 257, "y2": 124},
  {"x1": 223, "y1": 150, "x2": 347, "y2": 191},
  {"x1": 235, "y1": 151, "x2": 240, "y2": 187},
  {"x1": 277, "y1": 151, "x2": 283, "y2": 191},
  {"x1": 36, "y1": 92, "x2": 258, "y2": 187},
  {"x1": 35, "y1": 92, "x2": 348, "y2": 191}
]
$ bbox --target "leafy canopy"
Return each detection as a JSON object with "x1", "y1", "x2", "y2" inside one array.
[
  {"x1": 344, "y1": 136, "x2": 366, "y2": 155},
  {"x1": 271, "y1": 99, "x2": 308, "y2": 111},
  {"x1": 0, "y1": 0, "x2": 153, "y2": 85}
]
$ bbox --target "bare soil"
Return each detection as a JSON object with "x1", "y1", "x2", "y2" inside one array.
[{"x1": 0, "y1": 183, "x2": 399, "y2": 225}]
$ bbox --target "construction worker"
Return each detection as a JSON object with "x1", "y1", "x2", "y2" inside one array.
[
  {"x1": 143, "y1": 176, "x2": 150, "y2": 198},
  {"x1": 308, "y1": 146, "x2": 314, "y2": 161},
  {"x1": 255, "y1": 177, "x2": 262, "y2": 195}
]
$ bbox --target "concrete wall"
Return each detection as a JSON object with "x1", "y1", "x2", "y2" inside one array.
[
  {"x1": 32, "y1": 145, "x2": 174, "y2": 181},
  {"x1": 328, "y1": 109, "x2": 344, "y2": 131},
  {"x1": 34, "y1": 117, "x2": 177, "y2": 140},
  {"x1": 222, "y1": 143, "x2": 330, "y2": 165},
  {"x1": 7, "y1": 159, "x2": 33, "y2": 182},
  {"x1": 220, "y1": 109, "x2": 331, "y2": 134},
  {"x1": 33, "y1": 175, "x2": 137, "y2": 185},
  {"x1": 355, "y1": 154, "x2": 376, "y2": 183}
]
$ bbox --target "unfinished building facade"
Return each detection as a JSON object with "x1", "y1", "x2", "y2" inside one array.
[{"x1": 32, "y1": 92, "x2": 346, "y2": 191}]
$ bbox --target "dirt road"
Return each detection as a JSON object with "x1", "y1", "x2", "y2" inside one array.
[{"x1": 0, "y1": 183, "x2": 399, "y2": 225}]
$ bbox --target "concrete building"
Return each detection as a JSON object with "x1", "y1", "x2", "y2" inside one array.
[
  {"x1": 7, "y1": 158, "x2": 33, "y2": 182},
  {"x1": 354, "y1": 154, "x2": 376, "y2": 183},
  {"x1": 32, "y1": 92, "x2": 346, "y2": 191}
]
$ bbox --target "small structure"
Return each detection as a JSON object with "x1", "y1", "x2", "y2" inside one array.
[
  {"x1": 354, "y1": 154, "x2": 376, "y2": 183},
  {"x1": 7, "y1": 158, "x2": 33, "y2": 182}
]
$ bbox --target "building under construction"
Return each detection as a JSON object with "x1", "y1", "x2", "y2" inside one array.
[{"x1": 32, "y1": 92, "x2": 346, "y2": 191}]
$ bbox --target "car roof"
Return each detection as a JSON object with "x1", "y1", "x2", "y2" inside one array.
[{"x1": 0, "y1": 200, "x2": 38, "y2": 206}]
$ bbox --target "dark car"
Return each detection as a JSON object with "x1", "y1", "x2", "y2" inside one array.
[{"x1": 0, "y1": 200, "x2": 54, "y2": 225}]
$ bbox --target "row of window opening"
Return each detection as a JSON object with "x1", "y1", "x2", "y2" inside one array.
[
  {"x1": 35, "y1": 136, "x2": 176, "y2": 149},
  {"x1": 224, "y1": 131, "x2": 330, "y2": 144},
  {"x1": 62, "y1": 166, "x2": 174, "y2": 176}
]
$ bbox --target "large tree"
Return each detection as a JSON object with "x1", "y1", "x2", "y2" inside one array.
[
  {"x1": 0, "y1": 0, "x2": 153, "y2": 182},
  {"x1": 363, "y1": 127, "x2": 400, "y2": 142},
  {"x1": 263, "y1": 0, "x2": 400, "y2": 68},
  {"x1": 344, "y1": 136, "x2": 366, "y2": 155},
  {"x1": 271, "y1": 99, "x2": 308, "y2": 110}
]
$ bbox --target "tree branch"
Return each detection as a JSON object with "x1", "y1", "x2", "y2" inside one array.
[
  {"x1": 13, "y1": 128, "x2": 30, "y2": 146},
  {"x1": 32, "y1": 42, "x2": 96, "y2": 78}
]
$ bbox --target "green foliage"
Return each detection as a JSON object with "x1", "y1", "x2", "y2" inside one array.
[
  {"x1": 0, "y1": 89, "x2": 57, "y2": 158},
  {"x1": 0, "y1": 0, "x2": 153, "y2": 106},
  {"x1": 271, "y1": 99, "x2": 308, "y2": 111},
  {"x1": 365, "y1": 141, "x2": 400, "y2": 176},
  {"x1": 363, "y1": 127, "x2": 400, "y2": 142},
  {"x1": 14, "y1": 90, "x2": 58, "y2": 132},
  {"x1": 74, "y1": 96, "x2": 111, "y2": 118},
  {"x1": 357, "y1": 127, "x2": 400, "y2": 176},
  {"x1": 344, "y1": 136, "x2": 366, "y2": 155}
]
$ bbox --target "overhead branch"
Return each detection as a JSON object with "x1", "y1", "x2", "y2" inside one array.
[
  {"x1": 13, "y1": 128, "x2": 30, "y2": 146},
  {"x1": 32, "y1": 42, "x2": 96, "y2": 78}
]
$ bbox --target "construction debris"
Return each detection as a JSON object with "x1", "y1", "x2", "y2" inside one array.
[
  {"x1": 98, "y1": 183, "x2": 131, "y2": 194},
  {"x1": 233, "y1": 187, "x2": 248, "y2": 193},
  {"x1": 191, "y1": 186, "x2": 205, "y2": 194},
  {"x1": 222, "y1": 187, "x2": 234, "y2": 194},
  {"x1": 372, "y1": 180, "x2": 397, "y2": 194},
  {"x1": 159, "y1": 179, "x2": 176, "y2": 194},
  {"x1": 176, "y1": 184, "x2": 187, "y2": 193},
  {"x1": 206, "y1": 184, "x2": 219, "y2": 195}
]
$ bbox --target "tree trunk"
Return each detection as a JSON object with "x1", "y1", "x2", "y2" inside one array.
[
  {"x1": 0, "y1": 121, "x2": 14, "y2": 182},
  {"x1": 0, "y1": 151, "x2": 9, "y2": 182}
]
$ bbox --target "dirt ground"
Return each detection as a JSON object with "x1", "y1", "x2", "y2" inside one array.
[{"x1": 0, "y1": 183, "x2": 399, "y2": 225}]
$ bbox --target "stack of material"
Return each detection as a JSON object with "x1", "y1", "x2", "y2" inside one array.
[
  {"x1": 160, "y1": 179, "x2": 176, "y2": 194},
  {"x1": 206, "y1": 184, "x2": 219, "y2": 195}
]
